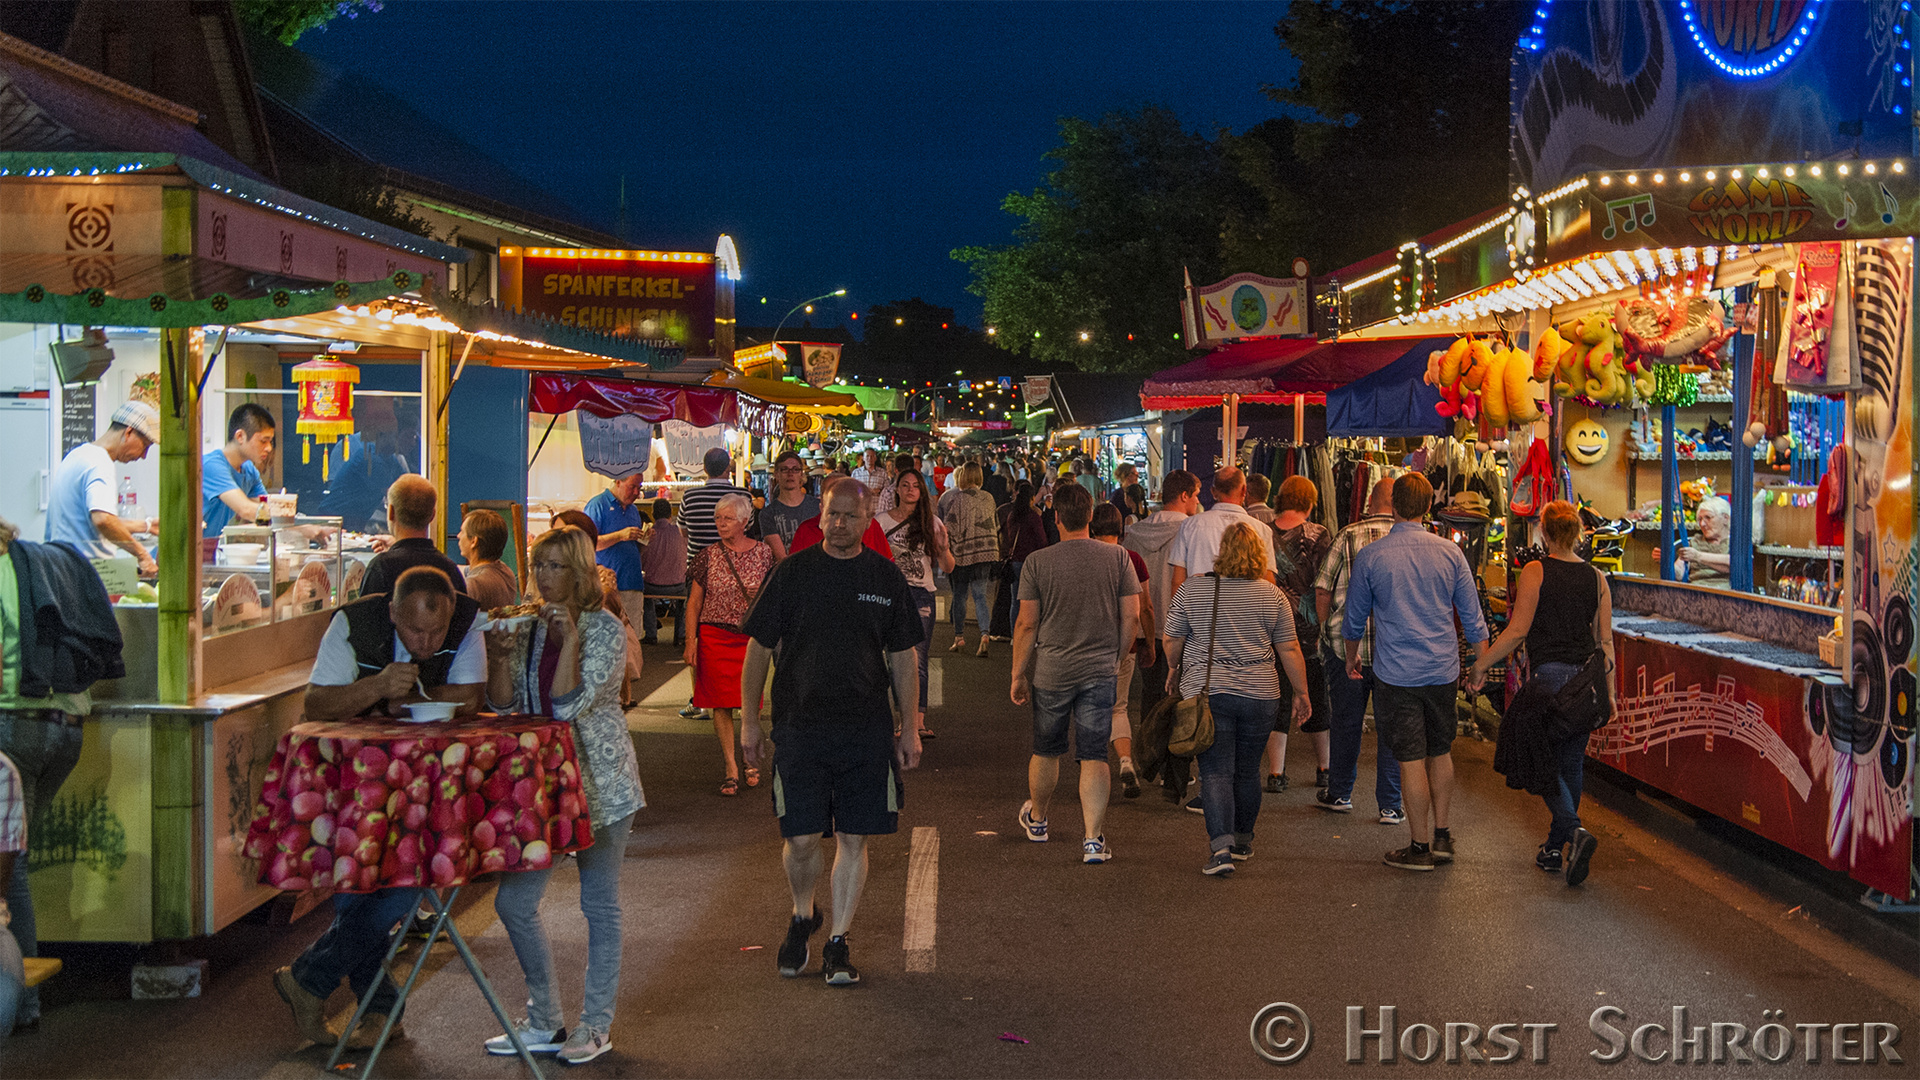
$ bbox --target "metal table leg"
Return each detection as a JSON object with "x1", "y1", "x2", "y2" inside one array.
[{"x1": 326, "y1": 885, "x2": 545, "y2": 1080}]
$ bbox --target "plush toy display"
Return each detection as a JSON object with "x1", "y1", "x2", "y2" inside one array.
[{"x1": 1565, "y1": 418, "x2": 1611, "y2": 466}]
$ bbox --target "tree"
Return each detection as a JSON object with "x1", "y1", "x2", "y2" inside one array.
[
  {"x1": 953, "y1": 107, "x2": 1237, "y2": 374},
  {"x1": 236, "y1": 0, "x2": 385, "y2": 46},
  {"x1": 1262, "y1": 1, "x2": 1527, "y2": 272}
]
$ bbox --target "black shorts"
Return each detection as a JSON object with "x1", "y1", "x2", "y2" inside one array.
[
  {"x1": 1276, "y1": 654, "x2": 1332, "y2": 734},
  {"x1": 1373, "y1": 680, "x2": 1458, "y2": 762},
  {"x1": 772, "y1": 750, "x2": 902, "y2": 838}
]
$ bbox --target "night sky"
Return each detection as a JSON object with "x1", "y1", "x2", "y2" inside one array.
[{"x1": 297, "y1": 1, "x2": 1294, "y2": 332}]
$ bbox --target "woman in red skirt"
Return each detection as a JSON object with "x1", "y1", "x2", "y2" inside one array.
[{"x1": 683, "y1": 494, "x2": 777, "y2": 795}]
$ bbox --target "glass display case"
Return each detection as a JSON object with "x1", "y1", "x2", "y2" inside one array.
[{"x1": 204, "y1": 517, "x2": 347, "y2": 636}]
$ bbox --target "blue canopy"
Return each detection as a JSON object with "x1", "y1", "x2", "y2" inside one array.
[{"x1": 1326, "y1": 337, "x2": 1450, "y2": 438}]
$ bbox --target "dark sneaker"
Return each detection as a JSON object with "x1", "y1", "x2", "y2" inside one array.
[
  {"x1": 1314, "y1": 767, "x2": 1329, "y2": 789},
  {"x1": 822, "y1": 935, "x2": 859, "y2": 986},
  {"x1": 678, "y1": 702, "x2": 704, "y2": 718},
  {"x1": 1535, "y1": 843, "x2": 1564, "y2": 873},
  {"x1": 1263, "y1": 773, "x2": 1289, "y2": 794},
  {"x1": 1384, "y1": 845, "x2": 1436, "y2": 871},
  {"x1": 1228, "y1": 843, "x2": 1253, "y2": 862},
  {"x1": 1378, "y1": 807, "x2": 1406, "y2": 825},
  {"x1": 1431, "y1": 833, "x2": 1455, "y2": 863},
  {"x1": 1184, "y1": 796, "x2": 1205, "y2": 815},
  {"x1": 1203, "y1": 850, "x2": 1236, "y2": 876},
  {"x1": 1119, "y1": 762, "x2": 1141, "y2": 799},
  {"x1": 1565, "y1": 828, "x2": 1598, "y2": 886},
  {"x1": 1315, "y1": 790, "x2": 1353, "y2": 813},
  {"x1": 777, "y1": 910, "x2": 823, "y2": 977},
  {"x1": 1019, "y1": 800, "x2": 1048, "y2": 842}
]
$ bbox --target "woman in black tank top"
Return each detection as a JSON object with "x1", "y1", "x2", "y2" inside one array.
[{"x1": 1469, "y1": 500, "x2": 1614, "y2": 886}]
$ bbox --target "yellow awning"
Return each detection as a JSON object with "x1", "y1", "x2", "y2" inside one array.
[{"x1": 704, "y1": 369, "x2": 864, "y2": 415}]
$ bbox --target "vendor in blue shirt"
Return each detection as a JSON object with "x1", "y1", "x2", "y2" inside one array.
[
  {"x1": 585, "y1": 473, "x2": 648, "y2": 607},
  {"x1": 203, "y1": 403, "x2": 275, "y2": 535}
]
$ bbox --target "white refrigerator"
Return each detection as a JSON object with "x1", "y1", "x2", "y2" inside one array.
[{"x1": 0, "y1": 397, "x2": 53, "y2": 542}]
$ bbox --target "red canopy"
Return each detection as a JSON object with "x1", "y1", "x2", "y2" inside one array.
[
  {"x1": 529, "y1": 372, "x2": 737, "y2": 427},
  {"x1": 1139, "y1": 335, "x2": 1434, "y2": 409}
]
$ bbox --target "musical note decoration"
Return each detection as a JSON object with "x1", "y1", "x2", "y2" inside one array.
[
  {"x1": 1835, "y1": 190, "x2": 1857, "y2": 231},
  {"x1": 1601, "y1": 194, "x2": 1657, "y2": 240},
  {"x1": 1878, "y1": 183, "x2": 1899, "y2": 226}
]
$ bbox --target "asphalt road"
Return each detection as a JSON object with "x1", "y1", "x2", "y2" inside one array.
[{"x1": 9, "y1": 603, "x2": 1918, "y2": 1079}]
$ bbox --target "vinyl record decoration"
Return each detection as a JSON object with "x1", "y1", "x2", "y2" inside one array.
[{"x1": 292, "y1": 357, "x2": 359, "y2": 481}]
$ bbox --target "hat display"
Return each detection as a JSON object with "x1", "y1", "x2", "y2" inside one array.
[
  {"x1": 1444, "y1": 491, "x2": 1490, "y2": 518},
  {"x1": 110, "y1": 400, "x2": 160, "y2": 444}
]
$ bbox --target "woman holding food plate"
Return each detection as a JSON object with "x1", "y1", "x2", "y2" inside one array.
[{"x1": 481, "y1": 525, "x2": 643, "y2": 1065}]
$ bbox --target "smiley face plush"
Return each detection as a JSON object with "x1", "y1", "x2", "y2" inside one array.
[{"x1": 1566, "y1": 419, "x2": 1610, "y2": 466}]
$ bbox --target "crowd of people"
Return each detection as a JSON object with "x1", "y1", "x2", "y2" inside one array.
[{"x1": 7, "y1": 419, "x2": 1613, "y2": 1055}]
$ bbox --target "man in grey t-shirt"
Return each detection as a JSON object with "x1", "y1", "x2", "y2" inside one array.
[{"x1": 1010, "y1": 483, "x2": 1140, "y2": 864}]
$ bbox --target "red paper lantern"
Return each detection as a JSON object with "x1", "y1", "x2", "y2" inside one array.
[{"x1": 292, "y1": 357, "x2": 359, "y2": 481}]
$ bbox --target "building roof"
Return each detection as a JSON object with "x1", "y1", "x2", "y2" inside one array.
[
  {"x1": 0, "y1": 31, "x2": 262, "y2": 177},
  {"x1": 245, "y1": 30, "x2": 614, "y2": 244}
]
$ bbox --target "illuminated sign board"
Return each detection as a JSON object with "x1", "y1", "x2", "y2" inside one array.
[{"x1": 499, "y1": 246, "x2": 716, "y2": 352}]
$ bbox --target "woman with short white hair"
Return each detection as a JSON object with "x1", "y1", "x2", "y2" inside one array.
[{"x1": 684, "y1": 493, "x2": 777, "y2": 794}]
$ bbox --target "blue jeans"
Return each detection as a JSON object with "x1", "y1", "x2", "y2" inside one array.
[
  {"x1": 1197, "y1": 693, "x2": 1280, "y2": 850},
  {"x1": 1030, "y1": 680, "x2": 1115, "y2": 761},
  {"x1": 0, "y1": 924, "x2": 22, "y2": 1044},
  {"x1": 910, "y1": 587, "x2": 935, "y2": 714},
  {"x1": 1322, "y1": 644, "x2": 1402, "y2": 812},
  {"x1": 949, "y1": 564, "x2": 992, "y2": 638},
  {"x1": 1530, "y1": 662, "x2": 1589, "y2": 849},
  {"x1": 495, "y1": 812, "x2": 634, "y2": 1032},
  {"x1": 642, "y1": 582, "x2": 686, "y2": 643},
  {"x1": 290, "y1": 887, "x2": 421, "y2": 1015},
  {"x1": 0, "y1": 716, "x2": 84, "y2": 1024}
]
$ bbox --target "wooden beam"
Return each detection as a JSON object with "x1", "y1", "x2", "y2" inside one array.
[
  {"x1": 156, "y1": 327, "x2": 202, "y2": 703},
  {"x1": 425, "y1": 331, "x2": 452, "y2": 550},
  {"x1": 149, "y1": 714, "x2": 198, "y2": 939}
]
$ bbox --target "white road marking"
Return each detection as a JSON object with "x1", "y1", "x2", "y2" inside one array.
[
  {"x1": 903, "y1": 826, "x2": 939, "y2": 972},
  {"x1": 928, "y1": 658, "x2": 944, "y2": 707}
]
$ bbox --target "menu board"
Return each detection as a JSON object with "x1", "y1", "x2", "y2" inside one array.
[{"x1": 61, "y1": 383, "x2": 95, "y2": 453}]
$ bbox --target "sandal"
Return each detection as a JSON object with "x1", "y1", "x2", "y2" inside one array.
[
  {"x1": 948, "y1": 637, "x2": 965, "y2": 652},
  {"x1": 917, "y1": 727, "x2": 936, "y2": 740},
  {"x1": 744, "y1": 767, "x2": 760, "y2": 788},
  {"x1": 720, "y1": 777, "x2": 739, "y2": 796}
]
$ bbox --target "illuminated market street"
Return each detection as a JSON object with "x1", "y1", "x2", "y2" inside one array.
[{"x1": 10, "y1": 622, "x2": 1917, "y2": 1078}]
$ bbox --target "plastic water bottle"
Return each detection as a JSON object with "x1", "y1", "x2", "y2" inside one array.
[{"x1": 118, "y1": 476, "x2": 137, "y2": 520}]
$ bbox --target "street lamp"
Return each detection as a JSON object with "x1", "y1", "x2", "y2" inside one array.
[{"x1": 771, "y1": 289, "x2": 848, "y2": 357}]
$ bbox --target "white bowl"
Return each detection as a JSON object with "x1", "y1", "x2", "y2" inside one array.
[
  {"x1": 404, "y1": 701, "x2": 459, "y2": 723},
  {"x1": 222, "y1": 543, "x2": 264, "y2": 566}
]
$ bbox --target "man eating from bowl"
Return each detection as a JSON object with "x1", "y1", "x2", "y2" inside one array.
[{"x1": 274, "y1": 565, "x2": 485, "y2": 1049}]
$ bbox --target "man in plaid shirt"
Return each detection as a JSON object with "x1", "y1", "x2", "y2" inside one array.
[
  {"x1": 0, "y1": 748, "x2": 27, "y2": 1043},
  {"x1": 1312, "y1": 476, "x2": 1403, "y2": 822}
]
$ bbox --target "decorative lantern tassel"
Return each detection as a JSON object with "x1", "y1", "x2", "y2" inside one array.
[
  {"x1": 342, "y1": 436, "x2": 350, "y2": 462},
  {"x1": 303, "y1": 435, "x2": 310, "y2": 464},
  {"x1": 322, "y1": 451, "x2": 329, "y2": 483}
]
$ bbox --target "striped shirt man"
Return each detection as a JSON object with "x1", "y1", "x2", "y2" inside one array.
[
  {"x1": 1313, "y1": 512, "x2": 1395, "y2": 666},
  {"x1": 679, "y1": 477, "x2": 757, "y2": 558},
  {"x1": 1162, "y1": 575, "x2": 1296, "y2": 700}
]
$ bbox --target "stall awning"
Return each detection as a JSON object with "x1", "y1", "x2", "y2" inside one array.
[
  {"x1": 529, "y1": 371, "x2": 737, "y2": 427},
  {"x1": 432, "y1": 293, "x2": 684, "y2": 371},
  {"x1": 1140, "y1": 335, "x2": 1442, "y2": 408},
  {"x1": 703, "y1": 369, "x2": 863, "y2": 415},
  {"x1": 1325, "y1": 339, "x2": 1451, "y2": 438}
]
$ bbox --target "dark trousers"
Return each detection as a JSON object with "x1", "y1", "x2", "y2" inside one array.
[
  {"x1": 290, "y1": 887, "x2": 420, "y2": 1015},
  {"x1": 0, "y1": 715, "x2": 84, "y2": 1024},
  {"x1": 989, "y1": 562, "x2": 1014, "y2": 639},
  {"x1": 1322, "y1": 644, "x2": 1403, "y2": 812}
]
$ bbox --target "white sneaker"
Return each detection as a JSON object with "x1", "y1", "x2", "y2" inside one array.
[
  {"x1": 485, "y1": 1020, "x2": 565, "y2": 1055},
  {"x1": 1081, "y1": 835, "x2": 1112, "y2": 864},
  {"x1": 558, "y1": 1025, "x2": 612, "y2": 1065}
]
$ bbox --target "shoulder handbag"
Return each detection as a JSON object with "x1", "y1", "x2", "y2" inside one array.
[
  {"x1": 709, "y1": 543, "x2": 765, "y2": 635},
  {"x1": 1167, "y1": 574, "x2": 1223, "y2": 757},
  {"x1": 1544, "y1": 566, "x2": 1614, "y2": 739}
]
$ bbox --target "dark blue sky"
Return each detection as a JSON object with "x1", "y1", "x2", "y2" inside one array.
[{"x1": 299, "y1": 1, "x2": 1294, "y2": 331}]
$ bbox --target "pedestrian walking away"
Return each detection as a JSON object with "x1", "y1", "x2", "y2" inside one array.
[
  {"x1": 684, "y1": 495, "x2": 777, "y2": 795},
  {"x1": 1266, "y1": 475, "x2": 1334, "y2": 794},
  {"x1": 876, "y1": 469, "x2": 953, "y2": 740},
  {"x1": 1470, "y1": 500, "x2": 1613, "y2": 886},
  {"x1": 1313, "y1": 476, "x2": 1404, "y2": 821},
  {"x1": 740, "y1": 478, "x2": 924, "y2": 986},
  {"x1": 938, "y1": 462, "x2": 1000, "y2": 657},
  {"x1": 1342, "y1": 473, "x2": 1489, "y2": 872},
  {"x1": 1123, "y1": 470, "x2": 1199, "y2": 799},
  {"x1": 481, "y1": 526, "x2": 644, "y2": 1064},
  {"x1": 1090, "y1": 504, "x2": 1155, "y2": 799},
  {"x1": 1163, "y1": 523, "x2": 1312, "y2": 875},
  {"x1": 1010, "y1": 482, "x2": 1140, "y2": 864}
]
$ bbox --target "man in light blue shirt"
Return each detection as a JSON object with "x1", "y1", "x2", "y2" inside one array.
[
  {"x1": 1342, "y1": 472, "x2": 1487, "y2": 873},
  {"x1": 202, "y1": 403, "x2": 274, "y2": 536},
  {"x1": 46, "y1": 401, "x2": 158, "y2": 574}
]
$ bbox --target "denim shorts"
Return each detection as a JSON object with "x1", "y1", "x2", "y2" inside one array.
[
  {"x1": 1031, "y1": 680, "x2": 1116, "y2": 761},
  {"x1": 1373, "y1": 680, "x2": 1458, "y2": 762}
]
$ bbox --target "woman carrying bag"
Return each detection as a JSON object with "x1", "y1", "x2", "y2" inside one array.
[
  {"x1": 1162, "y1": 523, "x2": 1312, "y2": 877},
  {"x1": 684, "y1": 495, "x2": 777, "y2": 795},
  {"x1": 481, "y1": 526, "x2": 643, "y2": 1064},
  {"x1": 1469, "y1": 500, "x2": 1614, "y2": 886}
]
